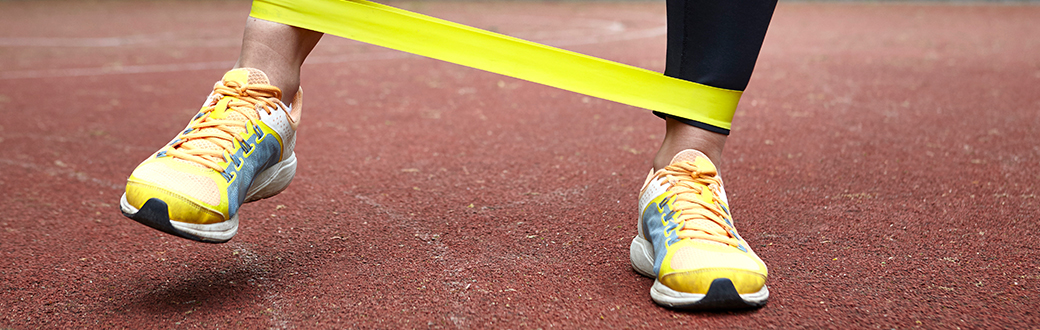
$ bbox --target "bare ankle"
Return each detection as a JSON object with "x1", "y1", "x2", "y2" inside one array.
[
  {"x1": 234, "y1": 17, "x2": 323, "y2": 105},
  {"x1": 653, "y1": 118, "x2": 728, "y2": 171},
  {"x1": 233, "y1": 59, "x2": 301, "y2": 105}
]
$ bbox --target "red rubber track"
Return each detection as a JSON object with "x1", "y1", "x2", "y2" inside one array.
[{"x1": 1, "y1": 1, "x2": 1039, "y2": 328}]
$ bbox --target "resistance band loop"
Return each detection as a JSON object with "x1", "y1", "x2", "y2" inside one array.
[{"x1": 250, "y1": 0, "x2": 741, "y2": 130}]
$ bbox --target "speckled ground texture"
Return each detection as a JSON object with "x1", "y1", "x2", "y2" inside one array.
[{"x1": 1, "y1": 1, "x2": 1039, "y2": 329}]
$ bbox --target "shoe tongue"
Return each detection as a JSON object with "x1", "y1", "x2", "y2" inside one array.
[
  {"x1": 222, "y1": 68, "x2": 270, "y2": 85},
  {"x1": 211, "y1": 68, "x2": 270, "y2": 121},
  {"x1": 668, "y1": 150, "x2": 719, "y2": 204},
  {"x1": 666, "y1": 150, "x2": 732, "y2": 239},
  {"x1": 691, "y1": 157, "x2": 717, "y2": 176},
  {"x1": 175, "y1": 69, "x2": 271, "y2": 168},
  {"x1": 669, "y1": 150, "x2": 717, "y2": 175}
]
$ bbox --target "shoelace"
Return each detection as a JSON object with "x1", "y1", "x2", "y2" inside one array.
[
  {"x1": 657, "y1": 161, "x2": 741, "y2": 247},
  {"x1": 165, "y1": 80, "x2": 282, "y2": 171}
]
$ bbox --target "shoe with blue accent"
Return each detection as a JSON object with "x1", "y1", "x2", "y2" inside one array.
[
  {"x1": 119, "y1": 68, "x2": 302, "y2": 243},
  {"x1": 630, "y1": 149, "x2": 768, "y2": 309}
]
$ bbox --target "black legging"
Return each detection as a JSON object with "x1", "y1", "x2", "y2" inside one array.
[{"x1": 657, "y1": 0, "x2": 778, "y2": 134}]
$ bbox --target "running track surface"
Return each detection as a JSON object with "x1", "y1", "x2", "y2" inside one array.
[{"x1": 1, "y1": 1, "x2": 1039, "y2": 328}]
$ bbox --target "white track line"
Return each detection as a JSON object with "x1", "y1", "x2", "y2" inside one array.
[
  {"x1": 0, "y1": 21, "x2": 665, "y2": 80},
  {"x1": 0, "y1": 36, "x2": 239, "y2": 48}
]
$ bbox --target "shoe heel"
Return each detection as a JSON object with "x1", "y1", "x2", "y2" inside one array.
[
  {"x1": 630, "y1": 236, "x2": 657, "y2": 278},
  {"x1": 245, "y1": 152, "x2": 297, "y2": 202}
]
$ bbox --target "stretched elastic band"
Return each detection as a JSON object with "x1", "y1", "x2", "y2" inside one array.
[{"x1": 250, "y1": 0, "x2": 741, "y2": 130}]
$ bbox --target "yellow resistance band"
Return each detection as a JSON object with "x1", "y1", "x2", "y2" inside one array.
[{"x1": 250, "y1": 0, "x2": 741, "y2": 130}]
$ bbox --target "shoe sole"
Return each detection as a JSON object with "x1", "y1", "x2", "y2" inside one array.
[
  {"x1": 120, "y1": 153, "x2": 297, "y2": 243},
  {"x1": 629, "y1": 235, "x2": 769, "y2": 310}
]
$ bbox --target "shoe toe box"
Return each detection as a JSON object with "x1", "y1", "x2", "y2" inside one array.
[
  {"x1": 125, "y1": 160, "x2": 227, "y2": 224},
  {"x1": 659, "y1": 241, "x2": 768, "y2": 295}
]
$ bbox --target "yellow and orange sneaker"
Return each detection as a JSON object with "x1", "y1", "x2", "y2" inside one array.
[
  {"x1": 630, "y1": 150, "x2": 769, "y2": 309},
  {"x1": 119, "y1": 68, "x2": 302, "y2": 243}
]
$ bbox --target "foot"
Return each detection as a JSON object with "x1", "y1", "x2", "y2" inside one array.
[
  {"x1": 630, "y1": 150, "x2": 768, "y2": 309},
  {"x1": 120, "y1": 68, "x2": 303, "y2": 243}
]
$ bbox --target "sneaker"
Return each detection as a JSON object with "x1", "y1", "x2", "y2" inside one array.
[
  {"x1": 630, "y1": 150, "x2": 768, "y2": 309},
  {"x1": 119, "y1": 68, "x2": 302, "y2": 243}
]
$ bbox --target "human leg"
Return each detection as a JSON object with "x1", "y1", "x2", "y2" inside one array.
[
  {"x1": 236, "y1": 17, "x2": 323, "y2": 105},
  {"x1": 653, "y1": 118, "x2": 727, "y2": 171},
  {"x1": 654, "y1": 0, "x2": 776, "y2": 169},
  {"x1": 633, "y1": 0, "x2": 778, "y2": 309},
  {"x1": 120, "y1": 11, "x2": 321, "y2": 243}
]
